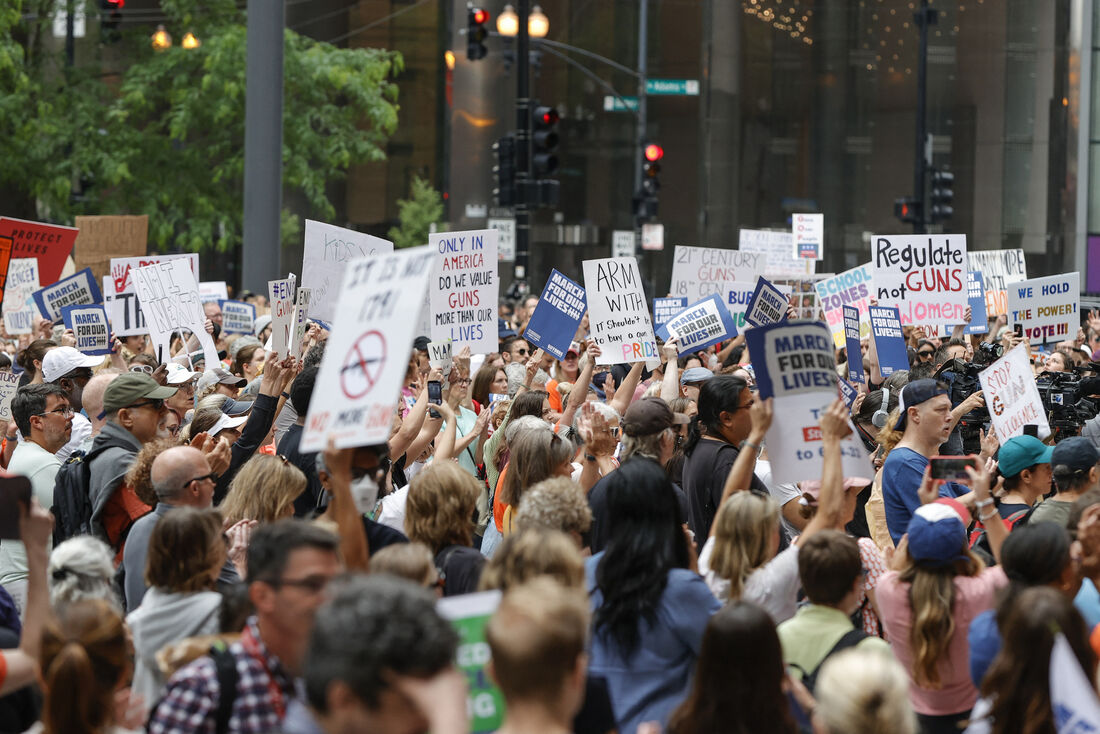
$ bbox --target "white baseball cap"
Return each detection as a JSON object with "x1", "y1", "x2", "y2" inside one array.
[
  {"x1": 42, "y1": 347, "x2": 104, "y2": 383},
  {"x1": 165, "y1": 363, "x2": 202, "y2": 385},
  {"x1": 209, "y1": 412, "x2": 248, "y2": 438}
]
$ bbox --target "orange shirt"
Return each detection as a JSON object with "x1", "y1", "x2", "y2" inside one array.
[
  {"x1": 103, "y1": 484, "x2": 152, "y2": 562},
  {"x1": 493, "y1": 463, "x2": 509, "y2": 532}
]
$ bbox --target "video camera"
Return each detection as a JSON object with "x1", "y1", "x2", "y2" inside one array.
[
  {"x1": 934, "y1": 343, "x2": 1004, "y2": 453},
  {"x1": 1034, "y1": 366, "x2": 1100, "y2": 435}
]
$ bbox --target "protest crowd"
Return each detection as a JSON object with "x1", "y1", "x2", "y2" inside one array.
[{"x1": 1, "y1": 219, "x2": 1100, "y2": 734}]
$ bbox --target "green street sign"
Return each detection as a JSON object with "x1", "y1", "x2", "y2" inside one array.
[
  {"x1": 646, "y1": 78, "x2": 700, "y2": 96},
  {"x1": 603, "y1": 95, "x2": 639, "y2": 112}
]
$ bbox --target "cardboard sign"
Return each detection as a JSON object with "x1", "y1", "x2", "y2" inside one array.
[
  {"x1": 62, "y1": 304, "x2": 111, "y2": 356},
  {"x1": 844, "y1": 305, "x2": 865, "y2": 384},
  {"x1": 107, "y1": 254, "x2": 199, "y2": 336},
  {"x1": 968, "y1": 249, "x2": 1026, "y2": 318},
  {"x1": 429, "y1": 229, "x2": 499, "y2": 354},
  {"x1": 582, "y1": 257, "x2": 658, "y2": 365},
  {"x1": 814, "y1": 263, "x2": 873, "y2": 347},
  {"x1": 0, "y1": 236, "x2": 15, "y2": 304},
  {"x1": 979, "y1": 344, "x2": 1050, "y2": 440},
  {"x1": 744, "y1": 276, "x2": 789, "y2": 328},
  {"x1": 129, "y1": 260, "x2": 219, "y2": 368},
  {"x1": 291, "y1": 287, "x2": 312, "y2": 356},
  {"x1": 33, "y1": 267, "x2": 102, "y2": 323},
  {"x1": 427, "y1": 339, "x2": 452, "y2": 372},
  {"x1": 739, "y1": 229, "x2": 815, "y2": 278},
  {"x1": 220, "y1": 300, "x2": 256, "y2": 334},
  {"x1": 653, "y1": 297, "x2": 687, "y2": 330},
  {"x1": 437, "y1": 590, "x2": 505, "y2": 734},
  {"x1": 2, "y1": 259, "x2": 39, "y2": 335},
  {"x1": 72, "y1": 215, "x2": 147, "y2": 282},
  {"x1": 0, "y1": 217, "x2": 78, "y2": 286},
  {"x1": 793, "y1": 213, "x2": 824, "y2": 260},
  {"x1": 302, "y1": 219, "x2": 393, "y2": 323},
  {"x1": 963, "y1": 271, "x2": 989, "y2": 335},
  {"x1": 745, "y1": 320, "x2": 872, "y2": 484},
  {"x1": 268, "y1": 277, "x2": 297, "y2": 358},
  {"x1": 0, "y1": 371, "x2": 21, "y2": 423},
  {"x1": 869, "y1": 306, "x2": 909, "y2": 377},
  {"x1": 655, "y1": 294, "x2": 738, "y2": 355},
  {"x1": 199, "y1": 281, "x2": 228, "y2": 303},
  {"x1": 301, "y1": 246, "x2": 436, "y2": 452},
  {"x1": 1006, "y1": 272, "x2": 1080, "y2": 346},
  {"x1": 872, "y1": 234, "x2": 968, "y2": 327},
  {"x1": 669, "y1": 245, "x2": 763, "y2": 301},
  {"x1": 524, "y1": 269, "x2": 586, "y2": 360}
]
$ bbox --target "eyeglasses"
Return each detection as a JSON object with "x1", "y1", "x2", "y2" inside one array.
[
  {"x1": 456, "y1": 378, "x2": 472, "y2": 385},
  {"x1": 184, "y1": 473, "x2": 216, "y2": 488},
  {"x1": 35, "y1": 406, "x2": 74, "y2": 418},
  {"x1": 127, "y1": 399, "x2": 165, "y2": 412},
  {"x1": 274, "y1": 575, "x2": 331, "y2": 594},
  {"x1": 129, "y1": 364, "x2": 154, "y2": 374}
]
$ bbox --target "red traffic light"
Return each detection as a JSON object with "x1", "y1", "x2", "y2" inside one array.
[
  {"x1": 107, "y1": 0, "x2": 125, "y2": 6},
  {"x1": 472, "y1": 8, "x2": 489, "y2": 24},
  {"x1": 644, "y1": 144, "x2": 664, "y2": 162},
  {"x1": 539, "y1": 108, "x2": 559, "y2": 126}
]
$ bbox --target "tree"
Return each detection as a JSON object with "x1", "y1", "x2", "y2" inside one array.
[
  {"x1": 0, "y1": 0, "x2": 402, "y2": 252},
  {"x1": 388, "y1": 175, "x2": 444, "y2": 249}
]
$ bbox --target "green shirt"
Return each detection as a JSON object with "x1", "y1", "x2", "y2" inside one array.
[
  {"x1": 1029, "y1": 498, "x2": 1073, "y2": 529},
  {"x1": 777, "y1": 604, "x2": 890, "y2": 680}
]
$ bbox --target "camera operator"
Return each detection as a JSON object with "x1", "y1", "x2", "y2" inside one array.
[{"x1": 933, "y1": 341, "x2": 1002, "y2": 456}]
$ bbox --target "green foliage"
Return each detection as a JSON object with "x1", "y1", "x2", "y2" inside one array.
[
  {"x1": 388, "y1": 176, "x2": 444, "y2": 249},
  {"x1": 0, "y1": 0, "x2": 402, "y2": 252}
]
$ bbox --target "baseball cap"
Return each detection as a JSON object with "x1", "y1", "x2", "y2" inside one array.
[
  {"x1": 622, "y1": 398, "x2": 690, "y2": 437},
  {"x1": 566, "y1": 341, "x2": 581, "y2": 358},
  {"x1": 413, "y1": 336, "x2": 431, "y2": 352},
  {"x1": 253, "y1": 314, "x2": 272, "y2": 337},
  {"x1": 893, "y1": 379, "x2": 950, "y2": 432},
  {"x1": 196, "y1": 368, "x2": 247, "y2": 394},
  {"x1": 998, "y1": 435, "x2": 1054, "y2": 478},
  {"x1": 1051, "y1": 436, "x2": 1100, "y2": 475},
  {"x1": 680, "y1": 367, "x2": 714, "y2": 386},
  {"x1": 498, "y1": 318, "x2": 518, "y2": 341},
  {"x1": 164, "y1": 363, "x2": 201, "y2": 386},
  {"x1": 906, "y1": 502, "x2": 972, "y2": 568},
  {"x1": 217, "y1": 395, "x2": 255, "y2": 417},
  {"x1": 209, "y1": 412, "x2": 248, "y2": 437},
  {"x1": 41, "y1": 347, "x2": 104, "y2": 383},
  {"x1": 102, "y1": 373, "x2": 177, "y2": 414}
]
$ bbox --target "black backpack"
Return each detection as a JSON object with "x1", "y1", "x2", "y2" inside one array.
[
  {"x1": 788, "y1": 627, "x2": 869, "y2": 694},
  {"x1": 50, "y1": 436, "x2": 132, "y2": 546}
]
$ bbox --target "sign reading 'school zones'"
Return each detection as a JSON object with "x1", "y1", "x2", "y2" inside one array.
[
  {"x1": 814, "y1": 263, "x2": 873, "y2": 347},
  {"x1": 62, "y1": 304, "x2": 111, "y2": 356},
  {"x1": 583, "y1": 257, "x2": 657, "y2": 365},
  {"x1": 1006, "y1": 272, "x2": 1080, "y2": 347},
  {"x1": 669, "y1": 245, "x2": 762, "y2": 301},
  {"x1": 429, "y1": 229, "x2": 499, "y2": 355},
  {"x1": 872, "y1": 234, "x2": 968, "y2": 327},
  {"x1": 33, "y1": 267, "x2": 102, "y2": 323}
]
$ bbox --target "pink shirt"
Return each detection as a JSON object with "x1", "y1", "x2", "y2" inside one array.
[{"x1": 876, "y1": 565, "x2": 1007, "y2": 716}]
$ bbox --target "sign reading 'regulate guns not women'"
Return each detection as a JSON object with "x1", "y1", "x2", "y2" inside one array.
[{"x1": 872, "y1": 234, "x2": 968, "y2": 327}]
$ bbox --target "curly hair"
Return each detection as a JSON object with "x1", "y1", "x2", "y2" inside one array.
[
  {"x1": 404, "y1": 461, "x2": 482, "y2": 552},
  {"x1": 514, "y1": 477, "x2": 592, "y2": 536},
  {"x1": 126, "y1": 437, "x2": 183, "y2": 507},
  {"x1": 478, "y1": 528, "x2": 585, "y2": 593}
]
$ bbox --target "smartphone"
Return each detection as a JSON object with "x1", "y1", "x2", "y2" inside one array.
[
  {"x1": 929, "y1": 456, "x2": 979, "y2": 482},
  {"x1": 1013, "y1": 323, "x2": 1023, "y2": 338},
  {"x1": 0, "y1": 475, "x2": 32, "y2": 540},
  {"x1": 427, "y1": 380, "x2": 442, "y2": 405}
]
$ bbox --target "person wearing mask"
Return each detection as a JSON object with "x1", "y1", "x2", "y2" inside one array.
[
  {"x1": 315, "y1": 444, "x2": 407, "y2": 558},
  {"x1": 40, "y1": 346, "x2": 102, "y2": 461},
  {"x1": 1030, "y1": 436, "x2": 1100, "y2": 527}
]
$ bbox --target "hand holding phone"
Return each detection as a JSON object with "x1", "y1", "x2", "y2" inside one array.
[
  {"x1": 929, "y1": 455, "x2": 979, "y2": 482},
  {"x1": 427, "y1": 380, "x2": 442, "y2": 405},
  {"x1": 0, "y1": 475, "x2": 33, "y2": 540}
]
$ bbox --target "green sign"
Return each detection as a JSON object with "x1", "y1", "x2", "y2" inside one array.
[
  {"x1": 603, "y1": 95, "x2": 639, "y2": 112},
  {"x1": 437, "y1": 590, "x2": 505, "y2": 733},
  {"x1": 646, "y1": 78, "x2": 700, "y2": 96}
]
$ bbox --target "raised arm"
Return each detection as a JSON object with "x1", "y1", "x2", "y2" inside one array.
[
  {"x1": 433, "y1": 401, "x2": 459, "y2": 462},
  {"x1": 660, "y1": 339, "x2": 681, "y2": 402},
  {"x1": 559, "y1": 339, "x2": 599, "y2": 430},
  {"x1": 713, "y1": 397, "x2": 772, "y2": 536},
  {"x1": 970, "y1": 460, "x2": 1005, "y2": 564},
  {"x1": 318, "y1": 441, "x2": 369, "y2": 571},
  {"x1": 389, "y1": 367, "x2": 441, "y2": 459},
  {"x1": 1, "y1": 499, "x2": 53, "y2": 695},
  {"x1": 609, "y1": 361, "x2": 644, "y2": 416},
  {"x1": 795, "y1": 399, "x2": 850, "y2": 545}
]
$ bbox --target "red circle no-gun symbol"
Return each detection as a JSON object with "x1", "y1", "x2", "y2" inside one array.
[{"x1": 340, "y1": 330, "x2": 386, "y2": 399}]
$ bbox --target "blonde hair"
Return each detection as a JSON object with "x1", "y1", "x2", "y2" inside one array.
[
  {"x1": 478, "y1": 528, "x2": 585, "y2": 592},
  {"x1": 499, "y1": 426, "x2": 574, "y2": 507},
  {"x1": 708, "y1": 493, "x2": 781, "y2": 601},
  {"x1": 405, "y1": 461, "x2": 482, "y2": 552},
  {"x1": 219, "y1": 454, "x2": 306, "y2": 525},
  {"x1": 876, "y1": 407, "x2": 904, "y2": 460},
  {"x1": 815, "y1": 647, "x2": 917, "y2": 734},
  {"x1": 369, "y1": 542, "x2": 437, "y2": 587},
  {"x1": 514, "y1": 477, "x2": 592, "y2": 537}
]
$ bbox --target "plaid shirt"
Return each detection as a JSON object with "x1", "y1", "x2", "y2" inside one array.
[{"x1": 148, "y1": 617, "x2": 297, "y2": 734}]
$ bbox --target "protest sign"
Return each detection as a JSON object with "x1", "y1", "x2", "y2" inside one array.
[
  {"x1": 437, "y1": 590, "x2": 505, "y2": 734},
  {"x1": 301, "y1": 246, "x2": 436, "y2": 452},
  {"x1": 291, "y1": 287, "x2": 312, "y2": 357},
  {"x1": 738, "y1": 229, "x2": 815, "y2": 278},
  {"x1": 0, "y1": 236, "x2": 15, "y2": 303},
  {"x1": 838, "y1": 377, "x2": 859, "y2": 409},
  {"x1": 62, "y1": 304, "x2": 111, "y2": 356},
  {"x1": 979, "y1": 344, "x2": 1050, "y2": 440},
  {"x1": 429, "y1": 229, "x2": 499, "y2": 354},
  {"x1": 73, "y1": 215, "x2": 147, "y2": 282},
  {"x1": 655, "y1": 294, "x2": 737, "y2": 355},
  {"x1": 302, "y1": 219, "x2": 393, "y2": 323},
  {"x1": 745, "y1": 320, "x2": 872, "y2": 484},
  {"x1": 872, "y1": 234, "x2": 968, "y2": 327},
  {"x1": 524, "y1": 269, "x2": 586, "y2": 360},
  {"x1": 1006, "y1": 272, "x2": 1080, "y2": 346},
  {"x1": 427, "y1": 339, "x2": 452, "y2": 373},
  {"x1": 583, "y1": 257, "x2": 658, "y2": 365},
  {"x1": 2, "y1": 259, "x2": 39, "y2": 335},
  {"x1": 669, "y1": 245, "x2": 763, "y2": 301},
  {"x1": 219, "y1": 300, "x2": 255, "y2": 334},
  {"x1": 745, "y1": 276, "x2": 789, "y2": 328},
  {"x1": 0, "y1": 371, "x2": 20, "y2": 423},
  {"x1": 968, "y1": 249, "x2": 1026, "y2": 317},
  {"x1": 725, "y1": 282, "x2": 793, "y2": 335},
  {"x1": 199, "y1": 281, "x2": 228, "y2": 303},
  {"x1": 869, "y1": 306, "x2": 909, "y2": 377},
  {"x1": 653, "y1": 297, "x2": 687, "y2": 330},
  {"x1": 0, "y1": 217, "x2": 78, "y2": 286},
  {"x1": 33, "y1": 267, "x2": 101, "y2": 323},
  {"x1": 107, "y1": 254, "x2": 199, "y2": 336},
  {"x1": 129, "y1": 260, "x2": 219, "y2": 368},
  {"x1": 814, "y1": 263, "x2": 873, "y2": 347},
  {"x1": 963, "y1": 271, "x2": 989, "y2": 335},
  {"x1": 268, "y1": 277, "x2": 297, "y2": 358},
  {"x1": 844, "y1": 305, "x2": 865, "y2": 384},
  {"x1": 793, "y1": 213, "x2": 824, "y2": 260}
]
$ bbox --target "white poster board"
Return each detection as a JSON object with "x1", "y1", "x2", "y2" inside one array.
[
  {"x1": 670, "y1": 245, "x2": 763, "y2": 301},
  {"x1": 0, "y1": 371, "x2": 20, "y2": 422},
  {"x1": 582, "y1": 256, "x2": 657, "y2": 365},
  {"x1": 107, "y1": 254, "x2": 199, "y2": 336},
  {"x1": 738, "y1": 229, "x2": 815, "y2": 279},
  {"x1": 268, "y1": 276, "x2": 296, "y2": 359},
  {"x1": 301, "y1": 219, "x2": 393, "y2": 323},
  {"x1": 1006, "y1": 272, "x2": 1080, "y2": 346},
  {"x1": 2, "y1": 259, "x2": 39, "y2": 335},
  {"x1": 291, "y1": 287, "x2": 312, "y2": 357},
  {"x1": 871, "y1": 234, "x2": 968, "y2": 327},
  {"x1": 199, "y1": 281, "x2": 228, "y2": 303},
  {"x1": 792, "y1": 213, "x2": 824, "y2": 260},
  {"x1": 129, "y1": 260, "x2": 219, "y2": 368},
  {"x1": 968, "y1": 249, "x2": 1027, "y2": 318},
  {"x1": 429, "y1": 229, "x2": 499, "y2": 355},
  {"x1": 979, "y1": 344, "x2": 1050, "y2": 440}
]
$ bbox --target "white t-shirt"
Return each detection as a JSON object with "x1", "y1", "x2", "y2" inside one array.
[
  {"x1": 755, "y1": 457, "x2": 804, "y2": 541},
  {"x1": 376, "y1": 484, "x2": 410, "y2": 534},
  {"x1": 698, "y1": 534, "x2": 801, "y2": 623}
]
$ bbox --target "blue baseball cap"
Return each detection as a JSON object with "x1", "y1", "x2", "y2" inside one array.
[
  {"x1": 1052, "y1": 436, "x2": 1100, "y2": 474},
  {"x1": 680, "y1": 367, "x2": 714, "y2": 386},
  {"x1": 893, "y1": 379, "x2": 950, "y2": 432},
  {"x1": 997, "y1": 435, "x2": 1053, "y2": 478},
  {"x1": 906, "y1": 503, "x2": 971, "y2": 568},
  {"x1": 498, "y1": 318, "x2": 518, "y2": 340}
]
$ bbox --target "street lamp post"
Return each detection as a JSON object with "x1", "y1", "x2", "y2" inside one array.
[{"x1": 513, "y1": 0, "x2": 531, "y2": 285}]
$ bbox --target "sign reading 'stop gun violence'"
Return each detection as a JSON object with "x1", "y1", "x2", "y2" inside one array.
[{"x1": 872, "y1": 234, "x2": 968, "y2": 327}]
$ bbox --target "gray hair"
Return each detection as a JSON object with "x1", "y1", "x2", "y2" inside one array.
[
  {"x1": 504, "y1": 415, "x2": 546, "y2": 445},
  {"x1": 48, "y1": 536, "x2": 122, "y2": 612},
  {"x1": 621, "y1": 428, "x2": 671, "y2": 462},
  {"x1": 504, "y1": 363, "x2": 527, "y2": 397}
]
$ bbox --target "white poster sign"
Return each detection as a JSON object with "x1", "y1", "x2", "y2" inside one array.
[
  {"x1": 107, "y1": 254, "x2": 199, "y2": 336},
  {"x1": 427, "y1": 339, "x2": 452, "y2": 373},
  {"x1": 291, "y1": 287, "x2": 312, "y2": 357},
  {"x1": 968, "y1": 249, "x2": 1027, "y2": 317},
  {"x1": 611, "y1": 230, "x2": 635, "y2": 259},
  {"x1": 268, "y1": 276, "x2": 296, "y2": 359},
  {"x1": 582, "y1": 257, "x2": 658, "y2": 365},
  {"x1": 670, "y1": 245, "x2": 763, "y2": 301},
  {"x1": 1006, "y1": 272, "x2": 1080, "y2": 346},
  {"x1": 872, "y1": 234, "x2": 968, "y2": 327},
  {"x1": 979, "y1": 344, "x2": 1050, "y2": 440},
  {"x1": 199, "y1": 281, "x2": 228, "y2": 303},
  {"x1": 738, "y1": 229, "x2": 815, "y2": 279},
  {"x1": 487, "y1": 218, "x2": 515, "y2": 262},
  {"x1": 0, "y1": 371, "x2": 20, "y2": 422},
  {"x1": 301, "y1": 246, "x2": 437, "y2": 452},
  {"x1": 301, "y1": 219, "x2": 393, "y2": 323},
  {"x1": 792, "y1": 213, "x2": 824, "y2": 260},
  {"x1": 2, "y1": 259, "x2": 39, "y2": 335},
  {"x1": 129, "y1": 260, "x2": 219, "y2": 368},
  {"x1": 429, "y1": 229, "x2": 499, "y2": 354}
]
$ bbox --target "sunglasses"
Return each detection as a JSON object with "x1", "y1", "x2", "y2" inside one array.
[{"x1": 918, "y1": 350, "x2": 933, "y2": 358}]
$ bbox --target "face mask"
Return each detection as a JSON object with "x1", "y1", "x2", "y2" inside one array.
[{"x1": 350, "y1": 474, "x2": 381, "y2": 516}]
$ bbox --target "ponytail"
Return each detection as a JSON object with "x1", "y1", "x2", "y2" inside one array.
[
  {"x1": 43, "y1": 642, "x2": 105, "y2": 734},
  {"x1": 683, "y1": 414, "x2": 703, "y2": 456}
]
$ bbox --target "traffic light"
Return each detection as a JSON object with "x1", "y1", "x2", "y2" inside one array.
[
  {"x1": 101, "y1": 0, "x2": 123, "y2": 32},
  {"x1": 492, "y1": 135, "x2": 516, "y2": 208},
  {"x1": 929, "y1": 169, "x2": 954, "y2": 223},
  {"x1": 894, "y1": 197, "x2": 921, "y2": 225},
  {"x1": 532, "y1": 105, "x2": 560, "y2": 176},
  {"x1": 467, "y1": 7, "x2": 489, "y2": 61},
  {"x1": 634, "y1": 143, "x2": 663, "y2": 220}
]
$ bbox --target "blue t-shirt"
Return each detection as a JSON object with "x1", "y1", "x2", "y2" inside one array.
[
  {"x1": 967, "y1": 609, "x2": 1001, "y2": 687},
  {"x1": 882, "y1": 447, "x2": 967, "y2": 544},
  {"x1": 585, "y1": 553, "x2": 720, "y2": 734}
]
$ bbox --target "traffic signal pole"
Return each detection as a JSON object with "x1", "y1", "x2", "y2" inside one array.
[
  {"x1": 912, "y1": 0, "x2": 933, "y2": 234},
  {"x1": 633, "y1": 0, "x2": 648, "y2": 249},
  {"x1": 513, "y1": 0, "x2": 531, "y2": 284}
]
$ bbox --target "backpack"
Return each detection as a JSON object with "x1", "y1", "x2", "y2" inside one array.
[
  {"x1": 50, "y1": 436, "x2": 133, "y2": 546},
  {"x1": 788, "y1": 628, "x2": 868, "y2": 694},
  {"x1": 968, "y1": 506, "x2": 1034, "y2": 562},
  {"x1": 209, "y1": 641, "x2": 239, "y2": 734}
]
